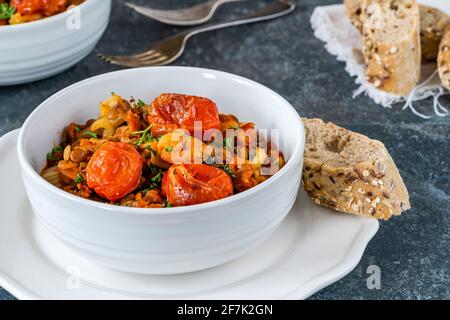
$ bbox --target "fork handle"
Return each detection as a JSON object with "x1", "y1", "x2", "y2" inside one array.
[
  {"x1": 185, "y1": 0, "x2": 295, "y2": 38},
  {"x1": 210, "y1": 0, "x2": 250, "y2": 5}
]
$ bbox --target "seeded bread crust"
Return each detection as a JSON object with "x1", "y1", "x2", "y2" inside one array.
[
  {"x1": 302, "y1": 118, "x2": 410, "y2": 220},
  {"x1": 344, "y1": 1, "x2": 450, "y2": 62},
  {"x1": 361, "y1": 0, "x2": 421, "y2": 96},
  {"x1": 438, "y1": 27, "x2": 450, "y2": 90},
  {"x1": 420, "y1": 5, "x2": 450, "y2": 62},
  {"x1": 344, "y1": 0, "x2": 363, "y2": 33}
]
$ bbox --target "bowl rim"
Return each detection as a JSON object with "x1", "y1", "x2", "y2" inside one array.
[
  {"x1": 17, "y1": 66, "x2": 305, "y2": 215},
  {"x1": 0, "y1": 0, "x2": 97, "y2": 32}
]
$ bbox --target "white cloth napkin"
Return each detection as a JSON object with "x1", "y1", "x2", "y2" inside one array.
[{"x1": 310, "y1": 1, "x2": 450, "y2": 118}]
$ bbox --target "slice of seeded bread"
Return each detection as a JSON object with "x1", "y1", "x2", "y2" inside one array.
[
  {"x1": 344, "y1": 1, "x2": 450, "y2": 62},
  {"x1": 361, "y1": 0, "x2": 421, "y2": 96},
  {"x1": 438, "y1": 27, "x2": 450, "y2": 90},
  {"x1": 420, "y1": 5, "x2": 450, "y2": 62},
  {"x1": 302, "y1": 118, "x2": 410, "y2": 220}
]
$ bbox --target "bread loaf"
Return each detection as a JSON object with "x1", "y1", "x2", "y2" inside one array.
[
  {"x1": 361, "y1": 0, "x2": 421, "y2": 95},
  {"x1": 344, "y1": 1, "x2": 450, "y2": 62},
  {"x1": 302, "y1": 118, "x2": 410, "y2": 220}
]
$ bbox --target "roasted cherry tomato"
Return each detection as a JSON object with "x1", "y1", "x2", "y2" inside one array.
[
  {"x1": 86, "y1": 142, "x2": 143, "y2": 202},
  {"x1": 148, "y1": 94, "x2": 221, "y2": 137},
  {"x1": 162, "y1": 164, "x2": 233, "y2": 206},
  {"x1": 10, "y1": 0, "x2": 67, "y2": 15}
]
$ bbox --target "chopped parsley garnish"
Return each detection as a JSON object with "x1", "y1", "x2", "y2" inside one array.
[
  {"x1": 74, "y1": 126, "x2": 81, "y2": 132},
  {"x1": 223, "y1": 137, "x2": 233, "y2": 149},
  {"x1": 83, "y1": 131, "x2": 98, "y2": 138},
  {"x1": 0, "y1": 3, "x2": 15, "y2": 20},
  {"x1": 220, "y1": 164, "x2": 235, "y2": 178},
  {"x1": 74, "y1": 173, "x2": 85, "y2": 184},
  {"x1": 165, "y1": 146, "x2": 173, "y2": 152},
  {"x1": 137, "y1": 99, "x2": 146, "y2": 107},
  {"x1": 163, "y1": 201, "x2": 172, "y2": 208},
  {"x1": 141, "y1": 165, "x2": 165, "y2": 190},
  {"x1": 146, "y1": 145, "x2": 157, "y2": 155},
  {"x1": 47, "y1": 146, "x2": 63, "y2": 160},
  {"x1": 151, "y1": 172, "x2": 163, "y2": 183},
  {"x1": 149, "y1": 165, "x2": 160, "y2": 175},
  {"x1": 133, "y1": 125, "x2": 153, "y2": 145}
]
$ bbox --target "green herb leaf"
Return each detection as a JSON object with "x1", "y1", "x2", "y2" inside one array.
[
  {"x1": 151, "y1": 172, "x2": 163, "y2": 183},
  {"x1": 47, "y1": 146, "x2": 63, "y2": 161},
  {"x1": 137, "y1": 99, "x2": 146, "y2": 107},
  {"x1": 145, "y1": 145, "x2": 157, "y2": 155},
  {"x1": 83, "y1": 131, "x2": 98, "y2": 138},
  {"x1": 74, "y1": 173, "x2": 85, "y2": 184},
  {"x1": 0, "y1": 3, "x2": 15, "y2": 20},
  {"x1": 223, "y1": 137, "x2": 233, "y2": 149},
  {"x1": 74, "y1": 126, "x2": 81, "y2": 132},
  {"x1": 149, "y1": 165, "x2": 158, "y2": 174},
  {"x1": 164, "y1": 201, "x2": 172, "y2": 208},
  {"x1": 221, "y1": 164, "x2": 235, "y2": 178},
  {"x1": 133, "y1": 125, "x2": 153, "y2": 145},
  {"x1": 52, "y1": 146, "x2": 63, "y2": 153},
  {"x1": 147, "y1": 146, "x2": 157, "y2": 155},
  {"x1": 165, "y1": 146, "x2": 173, "y2": 152}
]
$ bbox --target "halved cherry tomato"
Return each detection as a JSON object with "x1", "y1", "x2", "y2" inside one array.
[
  {"x1": 162, "y1": 164, "x2": 233, "y2": 206},
  {"x1": 86, "y1": 142, "x2": 143, "y2": 202},
  {"x1": 148, "y1": 94, "x2": 221, "y2": 137}
]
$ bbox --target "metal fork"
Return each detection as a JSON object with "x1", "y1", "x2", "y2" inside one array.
[
  {"x1": 126, "y1": 0, "x2": 248, "y2": 26},
  {"x1": 99, "y1": 0, "x2": 295, "y2": 68}
]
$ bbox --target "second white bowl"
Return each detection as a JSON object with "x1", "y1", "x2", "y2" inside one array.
[{"x1": 0, "y1": 0, "x2": 111, "y2": 86}]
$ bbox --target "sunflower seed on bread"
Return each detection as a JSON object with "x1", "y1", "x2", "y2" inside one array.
[{"x1": 302, "y1": 118, "x2": 410, "y2": 220}]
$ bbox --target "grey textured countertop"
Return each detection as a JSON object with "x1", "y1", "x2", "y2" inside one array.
[{"x1": 0, "y1": 0, "x2": 449, "y2": 300}]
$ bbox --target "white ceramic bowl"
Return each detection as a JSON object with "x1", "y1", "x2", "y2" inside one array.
[
  {"x1": 17, "y1": 67, "x2": 305, "y2": 274},
  {"x1": 0, "y1": 0, "x2": 111, "y2": 86}
]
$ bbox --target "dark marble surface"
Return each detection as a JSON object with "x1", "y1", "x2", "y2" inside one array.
[{"x1": 0, "y1": 0, "x2": 449, "y2": 300}]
